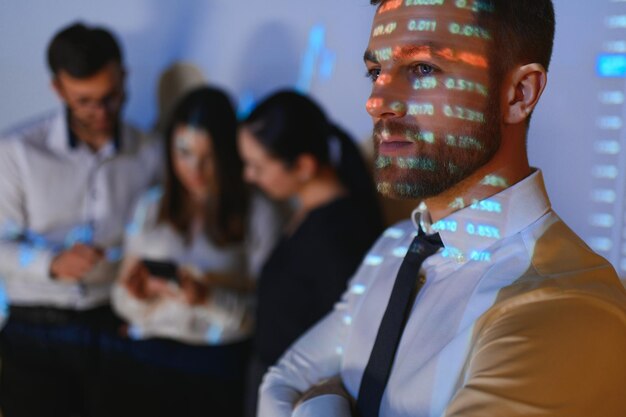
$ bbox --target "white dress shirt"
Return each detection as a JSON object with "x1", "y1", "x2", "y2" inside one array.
[
  {"x1": 0, "y1": 110, "x2": 161, "y2": 312},
  {"x1": 112, "y1": 187, "x2": 282, "y2": 345},
  {"x1": 259, "y1": 170, "x2": 626, "y2": 417}
]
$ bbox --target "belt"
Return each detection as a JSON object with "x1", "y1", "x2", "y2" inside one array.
[{"x1": 9, "y1": 305, "x2": 110, "y2": 326}]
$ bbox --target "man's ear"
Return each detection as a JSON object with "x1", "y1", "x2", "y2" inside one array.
[
  {"x1": 293, "y1": 153, "x2": 319, "y2": 183},
  {"x1": 502, "y1": 63, "x2": 547, "y2": 124}
]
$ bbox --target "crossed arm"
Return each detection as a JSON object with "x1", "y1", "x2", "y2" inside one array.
[{"x1": 258, "y1": 288, "x2": 626, "y2": 417}]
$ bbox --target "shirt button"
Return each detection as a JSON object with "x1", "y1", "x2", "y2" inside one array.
[{"x1": 455, "y1": 254, "x2": 465, "y2": 263}]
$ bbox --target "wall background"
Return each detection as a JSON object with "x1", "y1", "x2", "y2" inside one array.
[{"x1": 1, "y1": 0, "x2": 625, "y2": 274}]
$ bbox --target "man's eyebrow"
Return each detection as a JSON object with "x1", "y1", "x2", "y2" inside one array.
[
  {"x1": 393, "y1": 44, "x2": 437, "y2": 60},
  {"x1": 364, "y1": 42, "x2": 447, "y2": 64},
  {"x1": 364, "y1": 50, "x2": 378, "y2": 64}
]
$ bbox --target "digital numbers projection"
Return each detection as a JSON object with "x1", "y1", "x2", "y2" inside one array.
[
  {"x1": 587, "y1": 0, "x2": 626, "y2": 277},
  {"x1": 363, "y1": 0, "x2": 514, "y2": 270},
  {"x1": 365, "y1": 0, "x2": 497, "y2": 200}
]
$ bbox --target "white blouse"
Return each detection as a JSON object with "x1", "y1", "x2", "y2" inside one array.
[{"x1": 112, "y1": 187, "x2": 281, "y2": 345}]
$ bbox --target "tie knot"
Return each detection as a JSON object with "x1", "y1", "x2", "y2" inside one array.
[{"x1": 407, "y1": 232, "x2": 443, "y2": 259}]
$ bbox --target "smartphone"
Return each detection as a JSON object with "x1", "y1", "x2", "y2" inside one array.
[{"x1": 142, "y1": 259, "x2": 179, "y2": 283}]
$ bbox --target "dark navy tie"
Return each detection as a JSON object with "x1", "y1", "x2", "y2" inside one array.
[{"x1": 356, "y1": 229, "x2": 443, "y2": 417}]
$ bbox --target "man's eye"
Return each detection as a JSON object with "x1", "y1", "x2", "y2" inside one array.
[
  {"x1": 413, "y1": 63, "x2": 436, "y2": 77},
  {"x1": 365, "y1": 68, "x2": 381, "y2": 82}
]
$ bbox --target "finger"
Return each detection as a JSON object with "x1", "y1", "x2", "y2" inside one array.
[
  {"x1": 72, "y1": 244, "x2": 104, "y2": 264},
  {"x1": 57, "y1": 264, "x2": 86, "y2": 281},
  {"x1": 178, "y1": 273, "x2": 191, "y2": 287},
  {"x1": 177, "y1": 269, "x2": 189, "y2": 282},
  {"x1": 72, "y1": 257, "x2": 96, "y2": 275},
  {"x1": 130, "y1": 262, "x2": 149, "y2": 280},
  {"x1": 91, "y1": 245, "x2": 105, "y2": 257}
]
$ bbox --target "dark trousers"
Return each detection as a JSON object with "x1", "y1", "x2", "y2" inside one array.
[
  {"x1": 0, "y1": 305, "x2": 119, "y2": 417},
  {"x1": 244, "y1": 354, "x2": 271, "y2": 417},
  {"x1": 96, "y1": 335, "x2": 251, "y2": 417}
]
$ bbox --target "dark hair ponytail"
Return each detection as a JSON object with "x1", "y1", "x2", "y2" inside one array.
[
  {"x1": 242, "y1": 90, "x2": 382, "y2": 222},
  {"x1": 327, "y1": 124, "x2": 381, "y2": 218}
]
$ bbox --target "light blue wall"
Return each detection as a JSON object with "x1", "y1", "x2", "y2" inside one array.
[{"x1": 0, "y1": 0, "x2": 375, "y2": 137}]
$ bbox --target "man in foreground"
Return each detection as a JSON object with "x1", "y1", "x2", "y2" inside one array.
[{"x1": 258, "y1": 1, "x2": 626, "y2": 416}]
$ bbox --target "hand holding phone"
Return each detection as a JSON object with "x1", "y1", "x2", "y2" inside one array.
[{"x1": 141, "y1": 259, "x2": 179, "y2": 283}]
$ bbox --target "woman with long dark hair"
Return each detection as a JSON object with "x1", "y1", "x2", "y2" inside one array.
[
  {"x1": 105, "y1": 86, "x2": 280, "y2": 417},
  {"x1": 238, "y1": 90, "x2": 384, "y2": 416}
]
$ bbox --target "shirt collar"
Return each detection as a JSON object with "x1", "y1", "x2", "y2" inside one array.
[
  {"x1": 411, "y1": 169, "x2": 551, "y2": 264},
  {"x1": 58, "y1": 108, "x2": 122, "y2": 153}
]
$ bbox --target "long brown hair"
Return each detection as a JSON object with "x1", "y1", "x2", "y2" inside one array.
[{"x1": 158, "y1": 86, "x2": 248, "y2": 246}]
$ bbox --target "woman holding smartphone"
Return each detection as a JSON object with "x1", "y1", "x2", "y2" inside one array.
[
  {"x1": 238, "y1": 90, "x2": 384, "y2": 416},
  {"x1": 103, "y1": 87, "x2": 280, "y2": 417}
]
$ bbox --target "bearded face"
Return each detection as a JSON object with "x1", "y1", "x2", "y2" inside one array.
[{"x1": 365, "y1": 1, "x2": 501, "y2": 200}]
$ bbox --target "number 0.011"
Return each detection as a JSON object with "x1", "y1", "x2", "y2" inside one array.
[{"x1": 408, "y1": 19, "x2": 437, "y2": 32}]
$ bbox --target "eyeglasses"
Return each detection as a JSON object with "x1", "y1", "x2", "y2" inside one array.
[{"x1": 66, "y1": 89, "x2": 126, "y2": 113}]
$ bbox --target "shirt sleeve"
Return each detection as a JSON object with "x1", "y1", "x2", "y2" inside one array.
[
  {"x1": 443, "y1": 292, "x2": 626, "y2": 417},
  {"x1": 292, "y1": 394, "x2": 352, "y2": 417},
  {"x1": 0, "y1": 139, "x2": 56, "y2": 282},
  {"x1": 258, "y1": 290, "x2": 353, "y2": 417}
]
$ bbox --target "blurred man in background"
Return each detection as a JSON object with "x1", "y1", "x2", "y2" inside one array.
[{"x1": 0, "y1": 22, "x2": 160, "y2": 417}]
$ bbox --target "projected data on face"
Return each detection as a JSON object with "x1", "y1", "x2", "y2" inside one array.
[
  {"x1": 587, "y1": 0, "x2": 626, "y2": 277},
  {"x1": 365, "y1": 0, "x2": 498, "y2": 200}
]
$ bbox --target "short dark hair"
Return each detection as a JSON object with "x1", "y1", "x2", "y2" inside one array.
[
  {"x1": 47, "y1": 22, "x2": 123, "y2": 78},
  {"x1": 370, "y1": 0, "x2": 556, "y2": 75},
  {"x1": 159, "y1": 86, "x2": 249, "y2": 247}
]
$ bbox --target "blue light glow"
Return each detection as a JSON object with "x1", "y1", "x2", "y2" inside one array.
[
  {"x1": 65, "y1": 224, "x2": 94, "y2": 247},
  {"x1": 0, "y1": 280, "x2": 9, "y2": 316},
  {"x1": 205, "y1": 324, "x2": 223, "y2": 344},
  {"x1": 128, "y1": 325, "x2": 144, "y2": 340},
  {"x1": 296, "y1": 24, "x2": 336, "y2": 92},
  {"x1": 365, "y1": 254, "x2": 384, "y2": 266},
  {"x1": 351, "y1": 283, "x2": 367, "y2": 295},
  {"x1": 392, "y1": 246, "x2": 409, "y2": 257},
  {"x1": 106, "y1": 247, "x2": 123, "y2": 262},
  {"x1": 237, "y1": 90, "x2": 256, "y2": 120},
  {"x1": 597, "y1": 54, "x2": 626, "y2": 78}
]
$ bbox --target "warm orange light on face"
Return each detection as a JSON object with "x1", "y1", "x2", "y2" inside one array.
[
  {"x1": 378, "y1": 0, "x2": 402, "y2": 15},
  {"x1": 365, "y1": 1, "x2": 498, "y2": 200},
  {"x1": 458, "y1": 52, "x2": 489, "y2": 69},
  {"x1": 366, "y1": 97, "x2": 384, "y2": 112},
  {"x1": 376, "y1": 73, "x2": 393, "y2": 86},
  {"x1": 436, "y1": 48, "x2": 489, "y2": 69},
  {"x1": 393, "y1": 45, "x2": 433, "y2": 61}
]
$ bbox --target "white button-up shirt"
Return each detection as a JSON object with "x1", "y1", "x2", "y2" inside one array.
[
  {"x1": 111, "y1": 188, "x2": 282, "y2": 345},
  {"x1": 259, "y1": 170, "x2": 626, "y2": 417},
  {"x1": 0, "y1": 110, "x2": 161, "y2": 311}
]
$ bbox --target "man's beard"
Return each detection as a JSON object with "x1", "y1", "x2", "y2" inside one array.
[
  {"x1": 67, "y1": 106, "x2": 119, "y2": 138},
  {"x1": 374, "y1": 97, "x2": 501, "y2": 200}
]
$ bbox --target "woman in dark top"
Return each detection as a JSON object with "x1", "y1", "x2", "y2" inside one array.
[{"x1": 237, "y1": 90, "x2": 384, "y2": 416}]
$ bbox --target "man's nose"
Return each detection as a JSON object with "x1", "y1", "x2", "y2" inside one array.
[
  {"x1": 366, "y1": 95, "x2": 408, "y2": 120},
  {"x1": 366, "y1": 75, "x2": 408, "y2": 119}
]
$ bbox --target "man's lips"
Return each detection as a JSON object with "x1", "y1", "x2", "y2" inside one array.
[{"x1": 378, "y1": 135, "x2": 416, "y2": 155}]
